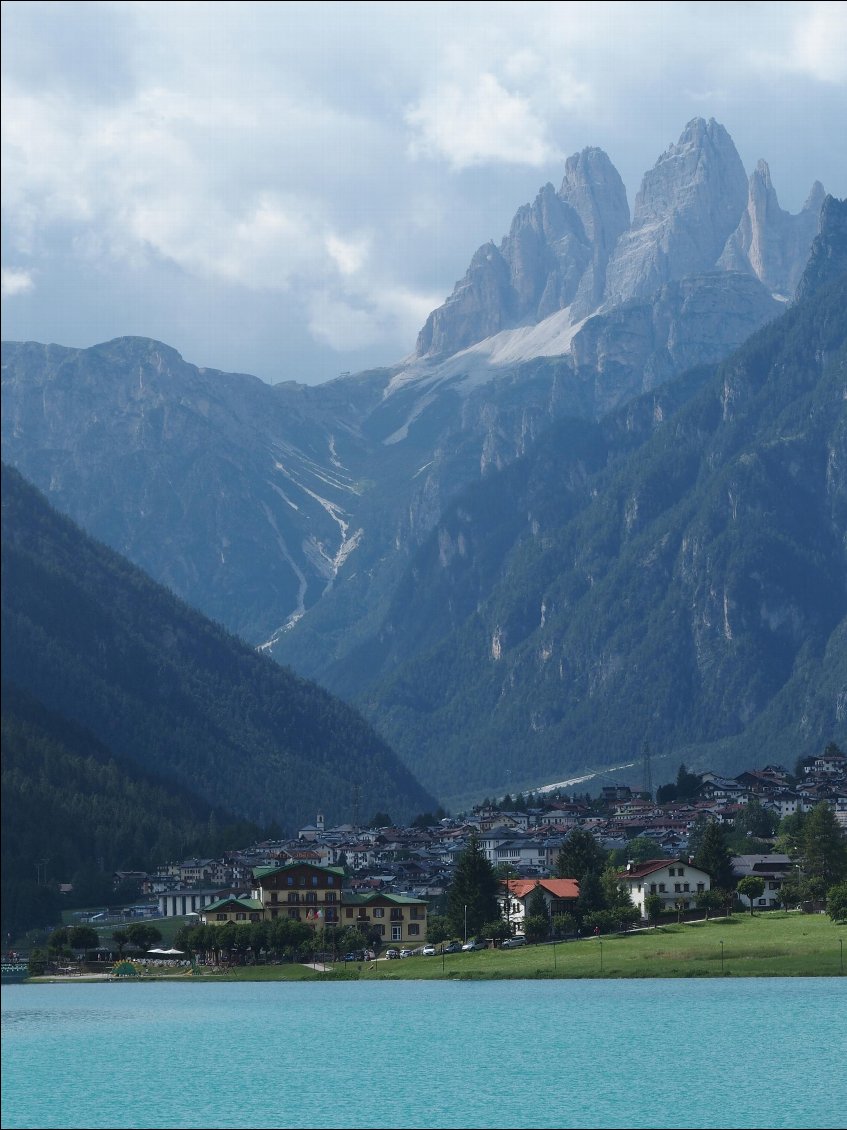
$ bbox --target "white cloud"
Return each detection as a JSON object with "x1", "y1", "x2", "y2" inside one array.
[
  {"x1": 792, "y1": 2, "x2": 847, "y2": 83},
  {"x1": 1, "y1": 267, "x2": 34, "y2": 297},
  {"x1": 2, "y1": 1, "x2": 844, "y2": 381},
  {"x1": 406, "y1": 72, "x2": 561, "y2": 169}
]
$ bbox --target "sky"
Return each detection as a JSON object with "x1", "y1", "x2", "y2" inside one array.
[{"x1": 2, "y1": 1, "x2": 845, "y2": 385}]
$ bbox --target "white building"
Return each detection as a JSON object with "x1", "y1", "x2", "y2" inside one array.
[{"x1": 616, "y1": 859, "x2": 711, "y2": 917}]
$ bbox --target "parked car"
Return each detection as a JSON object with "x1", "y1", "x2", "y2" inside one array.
[
  {"x1": 461, "y1": 939, "x2": 486, "y2": 951},
  {"x1": 385, "y1": 949, "x2": 400, "y2": 959},
  {"x1": 422, "y1": 945, "x2": 437, "y2": 956},
  {"x1": 500, "y1": 936, "x2": 526, "y2": 949},
  {"x1": 399, "y1": 948, "x2": 413, "y2": 958},
  {"x1": 443, "y1": 942, "x2": 463, "y2": 953}
]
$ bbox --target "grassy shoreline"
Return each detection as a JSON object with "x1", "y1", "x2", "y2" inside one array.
[{"x1": 22, "y1": 913, "x2": 846, "y2": 983}]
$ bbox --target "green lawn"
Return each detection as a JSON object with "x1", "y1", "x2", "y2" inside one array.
[{"x1": 178, "y1": 912, "x2": 845, "y2": 982}]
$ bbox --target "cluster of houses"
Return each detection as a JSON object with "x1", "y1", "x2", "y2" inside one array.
[{"x1": 94, "y1": 750, "x2": 845, "y2": 934}]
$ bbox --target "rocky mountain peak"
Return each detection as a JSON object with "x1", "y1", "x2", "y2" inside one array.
[
  {"x1": 558, "y1": 146, "x2": 630, "y2": 315},
  {"x1": 719, "y1": 161, "x2": 827, "y2": 297},
  {"x1": 604, "y1": 118, "x2": 748, "y2": 303}
]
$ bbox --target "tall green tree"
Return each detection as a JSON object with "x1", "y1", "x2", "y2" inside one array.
[
  {"x1": 802, "y1": 802, "x2": 847, "y2": 888},
  {"x1": 555, "y1": 828, "x2": 608, "y2": 880},
  {"x1": 693, "y1": 821, "x2": 735, "y2": 891},
  {"x1": 446, "y1": 832, "x2": 501, "y2": 940}
]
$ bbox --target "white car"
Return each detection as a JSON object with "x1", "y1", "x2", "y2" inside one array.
[{"x1": 422, "y1": 945, "x2": 437, "y2": 956}]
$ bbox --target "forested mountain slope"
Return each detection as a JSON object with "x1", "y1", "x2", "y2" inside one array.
[
  {"x1": 352, "y1": 204, "x2": 847, "y2": 805},
  {"x1": 1, "y1": 465, "x2": 437, "y2": 838}
]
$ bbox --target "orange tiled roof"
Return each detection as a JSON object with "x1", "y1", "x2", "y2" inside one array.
[{"x1": 503, "y1": 878, "x2": 579, "y2": 899}]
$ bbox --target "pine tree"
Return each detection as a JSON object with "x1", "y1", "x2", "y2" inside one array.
[
  {"x1": 446, "y1": 831, "x2": 502, "y2": 939},
  {"x1": 693, "y1": 821, "x2": 735, "y2": 891},
  {"x1": 802, "y1": 802, "x2": 847, "y2": 888},
  {"x1": 555, "y1": 828, "x2": 608, "y2": 879}
]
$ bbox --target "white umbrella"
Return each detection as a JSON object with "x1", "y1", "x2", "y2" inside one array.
[
  {"x1": 146, "y1": 947, "x2": 167, "y2": 954},
  {"x1": 163, "y1": 948, "x2": 184, "y2": 955}
]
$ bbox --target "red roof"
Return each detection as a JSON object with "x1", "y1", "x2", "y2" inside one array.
[{"x1": 503, "y1": 878, "x2": 579, "y2": 900}]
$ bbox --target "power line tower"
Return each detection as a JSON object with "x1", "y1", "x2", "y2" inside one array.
[{"x1": 642, "y1": 741, "x2": 653, "y2": 801}]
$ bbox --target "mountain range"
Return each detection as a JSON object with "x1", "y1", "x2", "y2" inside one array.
[{"x1": 2, "y1": 119, "x2": 844, "y2": 809}]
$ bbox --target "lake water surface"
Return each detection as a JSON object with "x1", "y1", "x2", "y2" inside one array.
[{"x1": 3, "y1": 978, "x2": 846, "y2": 1129}]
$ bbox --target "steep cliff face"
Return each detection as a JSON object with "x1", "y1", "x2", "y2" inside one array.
[
  {"x1": 417, "y1": 118, "x2": 821, "y2": 370},
  {"x1": 0, "y1": 337, "x2": 383, "y2": 646},
  {"x1": 356, "y1": 265, "x2": 847, "y2": 803},
  {"x1": 719, "y1": 162, "x2": 825, "y2": 296},
  {"x1": 416, "y1": 144, "x2": 629, "y2": 360},
  {"x1": 604, "y1": 118, "x2": 748, "y2": 303}
]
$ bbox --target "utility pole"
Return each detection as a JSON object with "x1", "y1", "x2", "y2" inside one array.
[{"x1": 642, "y1": 741, "x2": 653, "y2": 801}]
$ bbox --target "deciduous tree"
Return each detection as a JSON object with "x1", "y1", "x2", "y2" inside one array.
[{"x1": 736, "y1": 875, "x2": 765, "y2": 915}]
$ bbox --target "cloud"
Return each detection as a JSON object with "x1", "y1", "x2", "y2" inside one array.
[
  {"x1": 406, "y1": 72, "x2": 561, "y2": 169},
  {"x1": 1, "y1": 267, "x2": 34, "y2": 297},
  {"x1": 791, "y1": 1, "x2": 847, "y2": 83},
  {"x1": 749, "y1": 1, "x2": 847, "y2": 84},
  {"x1": 2, "y1": 1, "x2": 845, "y2": 382}
]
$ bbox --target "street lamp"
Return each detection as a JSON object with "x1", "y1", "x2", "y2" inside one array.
[{"x1": 720, "y1": 940, "x2": 724, "y2": 975}]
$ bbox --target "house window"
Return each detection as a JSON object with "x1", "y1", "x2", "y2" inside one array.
[
  {"x1": 327, "y1": 876, "x2": 334, "y2": 886},
  {"x1": 305, "y1": 892, "x2": 317, "y2": 904},
  {"x1": 236, "y1": 913, "x2": 246, "y2": 921},
  {"x1": 373, "y1": 908, "x2": 384, "y2": 918},
  {"x1": 271, "y1": 909, "x2": 278, "y2": 919},
  {"x1": 391, "y1": 926, "x2": 402, "y2": 941},
  {"x1": 288, "y1": 909, "x2": 300, "y2": 919},
  {"x1": 668, "y1": 868, "x2": 675, "y2": 876},
  {"x1": 697, "y1": 883, "x2": 705, "y2": 893},
  {"x1": 678, "y1": 868, "x2": 685, "y2": 876},
  {"x1": 326, "y1": 892, "x2": 336, "y2": 903},
  {"x1": 649, "y1": 883, "x2": 657, "y2": 894},
  {"x1": 345, "y1": 909, "x2": 354, "y2": 919},
  {"x1": 271, "y1": 893, "x2": 278, "y2": 904},
  {"x1": 299, "y1": 877, "x2": 306, "y2": 887},
  {"x1": 377, "y1": 925, "x2": 385, "y2": 937},
  {"x1": 390, "y1": 909, "x2": 403, "y2": 920},
  {"x1": 409, "y1": 924, "x2": 420, "y2": 936},
  {"x1": 674, "y1": 884, "x2": 681, "y2": 893},
  {"x1": 659, "y1": 884, "x2": 666, "y2": 893},
  {"x1": 758, "y1": 899, "x2": 767, "y2": 906},
  {"x1": 287, "y1": 877, "x2": 294, "y2": 886},
  {"x1": 249, "y1": 913, "x2": 260, "y2": 922},
  {"x1": 216, "y1": 914, "x2": 227, "y2": 921},
  {"x1": 288, "y1": 893, "x2": 299, "y2": 904},
  {"x1": 312, "y1": 876, "x2": 319, "y2": 886},
  {"x1": 326, "y1": 909, "x2": 338, "y2": 922},
  {"x1": 683, "y1": 884, "x2": 690, "y2": 892}
]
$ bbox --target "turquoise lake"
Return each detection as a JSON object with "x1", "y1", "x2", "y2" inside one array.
[{"x1": 2, "y1": 978, "x2": 846, "y2": 1129}]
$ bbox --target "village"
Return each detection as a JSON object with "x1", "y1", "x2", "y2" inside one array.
[{"x1": 66, "y1": 748, "x2": 846, "y2": 949}]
